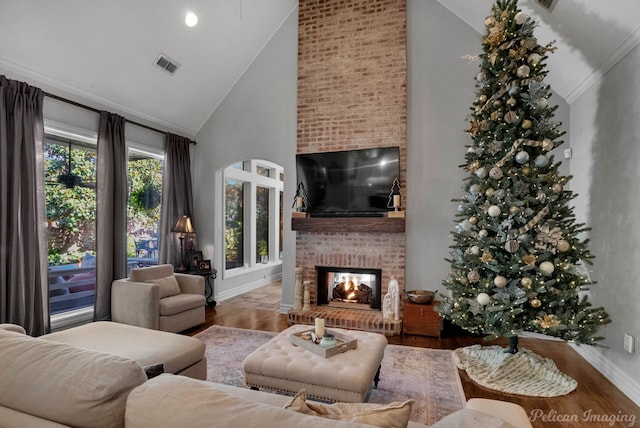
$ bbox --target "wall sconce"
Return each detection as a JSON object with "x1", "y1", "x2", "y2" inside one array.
[{"x1": 173, "y1": 215, "x2": 195, "y2": 272}]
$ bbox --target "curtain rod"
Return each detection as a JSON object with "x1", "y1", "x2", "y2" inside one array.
[{"x1": 44, "y1": 91, "x2": 196, "y2": 144}]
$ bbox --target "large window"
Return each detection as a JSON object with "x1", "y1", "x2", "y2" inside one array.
[
  {"x1": 45, "y1": 122, "x2": 165, "y2": 321},
  {"x1": 223, "y1": 160, "x2": 283, "y2": 273},
  {"x1": 45, "y1": 128, "x2": 97, "y2": 316},
  {"x1": 127, "y1": 147, "x2": 164, "y2": 267}
]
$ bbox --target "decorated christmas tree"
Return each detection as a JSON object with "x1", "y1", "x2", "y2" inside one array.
[{"x1": 437, "y1": 0, "x2": 610, "y2": 353}]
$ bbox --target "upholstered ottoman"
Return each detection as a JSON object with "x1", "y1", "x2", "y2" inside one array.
[
  {"x1": 243, "y1": 324, "x2": 387, "y2": 402},
  {"x1": 43, "y1": 321, "x2": 207, "y2": 379}
]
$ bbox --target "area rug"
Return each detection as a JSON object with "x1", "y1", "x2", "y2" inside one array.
[
  {"x1": 195, "y1": 325, "x2": 466, "y2": 426},
  {"x1": 453, "y1": 345, "x2": 577, "y2": 397}
]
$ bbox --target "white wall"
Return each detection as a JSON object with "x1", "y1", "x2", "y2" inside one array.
[
  {"x1": 569, "y1": 42, "x2": 640, "y2": 404},
  {"x1": 191, "y1": 8, "x2": 298, "y2": 308}
]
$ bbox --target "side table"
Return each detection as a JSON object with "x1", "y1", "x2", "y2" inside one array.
[
  {"x1": 187, "y1": 269, "x2": 217, "y2": 307},
  {"x1": 403, "y1": 301, "x2": 441, "y2": 337}
]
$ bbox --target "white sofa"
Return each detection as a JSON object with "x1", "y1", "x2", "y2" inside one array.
[{"x1": 0, "y1": 324, "x2": 531, "y2": 428}]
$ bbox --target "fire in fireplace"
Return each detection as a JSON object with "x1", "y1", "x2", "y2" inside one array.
[{"x1": 317, "y1": 266, "x2": 382, "y2": 310}]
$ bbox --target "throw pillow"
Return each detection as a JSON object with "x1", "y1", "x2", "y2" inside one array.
[
  {"x1": 148, "y1": 275, "x2": 182, "y2": 299},
  {"x1": 285, "y1": 390, "x2": 414, "y2": 428}
]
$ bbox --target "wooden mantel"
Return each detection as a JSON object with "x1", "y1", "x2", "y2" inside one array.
[{"x1": 291, "y1": 216, "x2": 405, "y2": 233}]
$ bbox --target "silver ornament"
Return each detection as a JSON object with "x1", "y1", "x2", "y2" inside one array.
[
  {"x1": 476, "y1": 167, "x2": 488, "y2": 179},
  {"x1": 477, "y1": 293, "x2": 490, "y2": 305},
  {"x1": 515, "y1": 151, "x2": 530, "y2": 164},
  {"x1": 505, "y1": 240, "x2": 520, "y2": 253},
  {"x1": 479, "y1": 229, "x2": 489, "y2": 238},
  {"x1": 534, "y1": 155, "x2": 550, "y2": 168},
  {"x1": 470, "y1": 184, "x2": 482, "y2": 195},
  {"x1": 527, "y1": 53, "x2": 541, "y2": 66},
  {"x1": 467, "y1": 270, "x2": 480, "y2": 283},
  {"x1": 488, "y1": 205, "x2": 501, "y2": 217},
  {"x1": 494, "y1": 276, "x2": 507, "y2": 288},
  {"x1": 552, "y1": 183, "x2": 564, "y2": 193}
]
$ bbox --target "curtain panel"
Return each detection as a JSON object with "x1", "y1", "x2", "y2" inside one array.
[
  {"x1": 94, "y1": 111, "x2": 127, "y2": 321},
  {"x1": 158, "y1": 133, "x2": 195, "y2": 267},
  {"x1": 0, "y1": 76, "x2": 48, "y2": 336}
]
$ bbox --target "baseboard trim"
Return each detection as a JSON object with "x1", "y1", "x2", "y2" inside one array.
[{"x1": 570, "y1": 344, "x2": 640, "y2": 407}]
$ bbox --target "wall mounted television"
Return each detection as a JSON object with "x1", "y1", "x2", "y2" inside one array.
[{"x1": 296, "y1": 146, "x2": 400, "y2": 217}]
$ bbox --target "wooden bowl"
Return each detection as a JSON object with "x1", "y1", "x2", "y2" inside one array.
[{"x1": 405, "y1": 290, "x2": 436, "y2": 304}]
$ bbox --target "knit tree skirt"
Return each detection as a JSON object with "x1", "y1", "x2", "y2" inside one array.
[{"x1": 453, "y1": 345, "x2": 577, "y2": 397}]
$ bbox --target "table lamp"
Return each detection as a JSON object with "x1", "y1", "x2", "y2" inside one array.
[{"x1": 173, "y1": 215, "x2": 195, "y2": 272}]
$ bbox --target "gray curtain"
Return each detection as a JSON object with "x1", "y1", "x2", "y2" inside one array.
[
  {"x1": 158, "y1": 133, "x2": 195, "y2": 267},
  {"x1": 93, "y1": 111, "x2": 127, "y2": 321},
  {"x1": 0, "y1": 76, "x2": 48, "y2": 336}
]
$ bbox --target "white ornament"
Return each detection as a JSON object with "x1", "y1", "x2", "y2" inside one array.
[
  {"x1": 517, "y1": 65, "x2": 530, "y2": 78},
  {"x1": 476, "y1": 167, "x2": 488, "y2": 179},
  {"x1": 542, "y1": 138, "x2": 553, "y2": 151},
  {"x1": 470, "y1": 184, "x2": 482, "y2": 195},
  {"x1": 527, "y1": 53, "x2": 541, "y2": 66},
  {"x1": 534, "y1": 155, "x2": 550, "y2": 168},
  {"x1": 514, "y1": 11, "x2": 527, "y2": 25},
  {"x1": 488, "y1": 205, "x2": 501, "y2": 217},
  {"x1": 477, "y1": 293, "x2": 491, "y2": 305},
  {"x1": 539, "y1": 261, "x2": 555, "y2": 274},
  {"x1": 537, "y1": 98, "x2": 548, "y2": 109},
  {"x1": 515, "y1": 151, "x2": 530, "y2": 164},
  {"x1": 477, "y1": 72, "x2": 486, "y2": 82},
  {"x1": 478, "y1": 229, "x2": 489, "y2": 238},
  {"x1": 470, "y1": 245, "x2": 480, "y2": 256},
  {"x1": 494, "y1": 275, "x2": 507, "y2": 288},
  {"x1": 457, "y1": 204, "x2": 465, "y2": 212},
  {"x1": 489, "y1": 167, "x2": 503, "y2": 179}
]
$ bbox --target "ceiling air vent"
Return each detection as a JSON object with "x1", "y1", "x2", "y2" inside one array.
[
  {"x1": 154, "y1": 53, "x2": 180, "y2": 75},
  {"x1": 536, "y1": 0, "x2": 558, "y2": 12}
]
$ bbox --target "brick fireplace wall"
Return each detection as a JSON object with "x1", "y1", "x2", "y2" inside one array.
[{"x1": 295, "y1": 0, "x2": 407, "y2": 321}]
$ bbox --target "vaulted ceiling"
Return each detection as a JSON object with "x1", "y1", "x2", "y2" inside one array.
[{"x1": 1, "y1": 0, "x2": 638, "y2": 137}]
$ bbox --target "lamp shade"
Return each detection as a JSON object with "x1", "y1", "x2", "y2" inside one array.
[{"x1": 173, "y1": 215, "x2": 195, "y2": 234}]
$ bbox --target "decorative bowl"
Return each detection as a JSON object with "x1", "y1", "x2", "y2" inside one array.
[{"x1": 405, "y1": 290, "x2": 437, "y2": 304}]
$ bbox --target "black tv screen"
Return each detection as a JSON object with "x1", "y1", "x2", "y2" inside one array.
[{"x1": 296, "y1": 146, "x2": 400, "y2": 216}]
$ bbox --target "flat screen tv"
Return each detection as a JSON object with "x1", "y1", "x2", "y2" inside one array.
[{"x1": 296, "y1": 146, "x2": 400, "y2": 217}]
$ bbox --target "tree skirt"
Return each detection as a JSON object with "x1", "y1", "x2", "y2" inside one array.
[
  {"x1": 453, "y1": 345, "x2": 577, "y2": 397},
  {"x1": 195, "y1": 325, "x2": 466, "y2": 426}
]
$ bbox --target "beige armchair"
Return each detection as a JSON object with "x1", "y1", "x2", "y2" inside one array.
[{"x1": 111, "y1": 264, "x2": 205, "y2": 333}]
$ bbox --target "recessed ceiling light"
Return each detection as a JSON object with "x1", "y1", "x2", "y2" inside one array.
[{"x1": 185, "y1": 12, "x2": 198, "y2": 27}]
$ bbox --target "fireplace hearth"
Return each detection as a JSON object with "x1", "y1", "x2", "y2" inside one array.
[{"x1": 317, "y1": 266, "x2": 382, "y2": 310}]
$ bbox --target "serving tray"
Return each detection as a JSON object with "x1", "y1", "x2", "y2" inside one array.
[{"x1": 290, "y1": 328, "x2": 357, "y2": 358}]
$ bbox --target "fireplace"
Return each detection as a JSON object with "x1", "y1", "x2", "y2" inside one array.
[{"x1": 316, "y1": 266, "x2": 382, "y2": 310}]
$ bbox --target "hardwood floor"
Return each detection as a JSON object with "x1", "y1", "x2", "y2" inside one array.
[{"x1": 186, "y1": 303, "x2": 639, "y2": 428}]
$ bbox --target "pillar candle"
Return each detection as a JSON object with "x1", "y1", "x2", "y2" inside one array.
[
  {"x1": 315, "y1": 317, "x2": 325, "y2": 338},
  {"x1": 393, "y1": 195, "x2": 401, "y2": 207},
  {"x1": 296, "y1": 196, "x2": 303, "y2": 208}
]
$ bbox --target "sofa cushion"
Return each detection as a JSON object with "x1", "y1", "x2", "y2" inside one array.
[
  {"x1": 130, "y1": 264, "x2": 175, "y2": 282},
  {"x1": 148, "y1": 275, "x2": 181, "y2": 298},
  {"x1": 125, "y1": 374, "x2": 374, "y2": 428},
  {"x1": 159, "y1": 293, "x2": 205, "y2": 316},
  {"x1": 286, "y1": 389, "x2": 414, "y2": 428},
  {"x1": 430, "y1": 409, "x2": 515, "y2": 428},
  {"x1": 0, "y1": 328, "x2": 147, "y2": 428}
]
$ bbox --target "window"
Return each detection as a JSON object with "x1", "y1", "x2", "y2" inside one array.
[
  {"x1": 44, "y1": 128, "x2": 97, "y2": 316},
  {"x1": 127, "y1": 147, "x2": 164, "y2": 268},
  {"x1": 223, "y1": 160, "x2": 284, "y2": 274}
]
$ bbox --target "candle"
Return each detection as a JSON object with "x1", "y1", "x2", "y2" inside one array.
[
  {"x1": 393, "y1": 195, "x2": 401, "y2": 207},
  {"x1": 315, "y1": 317, "x2": 325, "y2": 338},
  {"x1": 296, "y1": 196, "x2": 303, "y2": 208}
]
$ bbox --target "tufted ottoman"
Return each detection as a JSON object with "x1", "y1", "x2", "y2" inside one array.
[{"x1": 243, "y1": 324, "x2": 387, "y2": 402}]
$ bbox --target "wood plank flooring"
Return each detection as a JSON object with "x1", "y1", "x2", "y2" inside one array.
[{"x1": 186, "y1": 303, "x2": 639, "y2": 428}]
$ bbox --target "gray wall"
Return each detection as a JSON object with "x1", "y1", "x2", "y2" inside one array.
[
  {"x1": 569, "y1": 41, "x2": 640, "y2": 402},
  {"x1": 191, "y1": 9, "x2": 298, "y2": 307}
]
